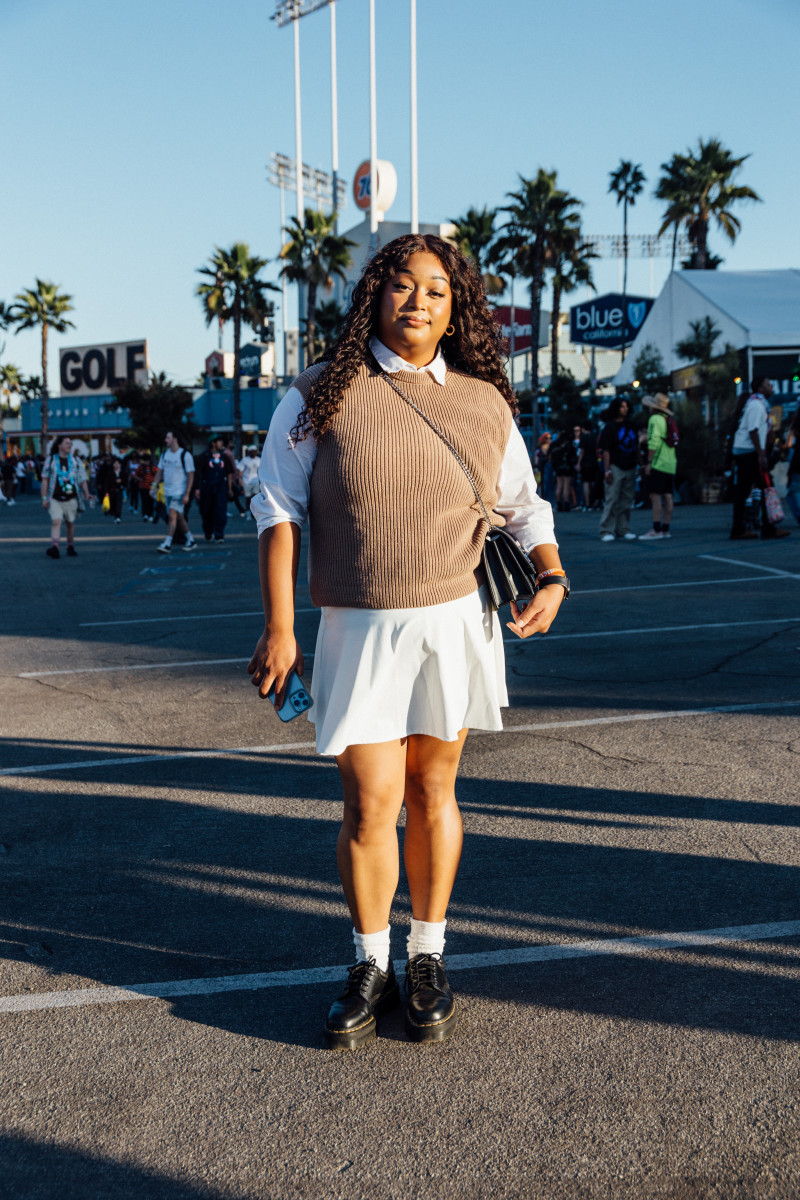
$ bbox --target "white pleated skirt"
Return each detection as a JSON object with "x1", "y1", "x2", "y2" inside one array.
[{"x1": 307, "y1": 587, "x2": 508, "y2": 757}]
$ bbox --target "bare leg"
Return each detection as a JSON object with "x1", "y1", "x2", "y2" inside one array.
[
  {"x1": 167, "y1": 508, "x2": 178, "y2": 538},
  {"x1": 650, "y1": 494, "x2": 662, "y2": 525},
  {"x1": 403, "y1": 730, "x2": 467, "y2": 922},
  {"x1": 64, "y1": 519, "x2": 76, "y2": 543},
  {"x1": 335, "y1": 740, "x2": 407, "y2": 934},
  {"x1": 50, "y1": 518, "x2": 62, "y2": 542},
  {"x1": 662, "y1": 492, "x2": 674, "y2": 526}
]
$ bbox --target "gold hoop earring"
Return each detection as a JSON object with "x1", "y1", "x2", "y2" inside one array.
[{"x1": 445, "y1": 325, "x2": 455, "y2": 337}]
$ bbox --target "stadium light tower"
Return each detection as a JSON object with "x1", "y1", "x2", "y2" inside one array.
[{"x1": 272, "y1": 1, "x2": 344, "y2": 229}]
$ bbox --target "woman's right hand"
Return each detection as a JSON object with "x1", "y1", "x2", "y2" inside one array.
[
  {"x1": 42, "y1": 497, "x2": 49, "y2": 508},
  {"x1": 247, "y1": 630, "x2": 304, "y2": 709}
]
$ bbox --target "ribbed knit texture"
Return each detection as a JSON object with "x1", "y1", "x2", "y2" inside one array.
[{"x1": 295, "y1": 361, "x2": 512, "y2": 609}]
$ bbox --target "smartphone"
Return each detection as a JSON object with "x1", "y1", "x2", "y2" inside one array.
[{"x1": 267, "y1": 671, "x2": 313, "y2": 722}]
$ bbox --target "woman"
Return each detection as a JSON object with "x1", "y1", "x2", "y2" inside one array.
[
  {"x1": 41, "y1": 435, "x2": 89, "y2": 557},
  {"x1": 551, "y1": 427, "x2": 578, "y2": 512},
  {"x1": 785, "y1": 407, "x2": 800, "y2": 526},
  {"x1": 248, "y1": 235, "x2": 567, "y2": 1049}
]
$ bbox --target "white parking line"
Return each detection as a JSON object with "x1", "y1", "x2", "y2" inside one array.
[
  {"x1": 699, "y1": 554, "x2": 799, "y2": 578},
  {"x1": 17, "y1": 615, "x2": 800, "y2": 678},
  {"x1": 74, "y1": 575, "x2": 795, "y2": 628},
  {"x1": 1, "y1": 919, "x2": 797, "y2": 1015},
  {"x1": 502, "y1": 615, "x2": 800, "y2": 645},
  {"x1": 79, "y1": 608, "x2": 318, "y2": 628},
  {"x1": 2, "y1": 698, "x2": 799, "y2": 776}
]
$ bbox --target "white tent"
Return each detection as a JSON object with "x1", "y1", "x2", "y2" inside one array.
[{"x1": 614, "y1": 269, "x2": 800, "y2": 386}]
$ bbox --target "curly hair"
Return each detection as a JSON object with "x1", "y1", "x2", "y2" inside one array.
[{"x1": 291, "y1": 234, "x2": 517, "y2": 441}]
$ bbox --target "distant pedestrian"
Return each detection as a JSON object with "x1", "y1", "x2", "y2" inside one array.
[
  {"x1": 639, "y1": 393, "x2": 677, "y2": 540},
  {"x1": 536, "y1": 433, "x2": 556, "y2": 504},
  {"x1": 578, "y1": 424, "x2": 600, "y2": 510},
  {"x1": 784, "y1": 407, "x2": 800, "y2": 528},
  {"x1": 135, "y1": 454, "x2": 156, "y2": 521},
  {"x1": 2, "y1": 451, "x2": 18, "y2": 505},
  {"x1": 730, "y1": 376, "x2": 789, "y2": 541},
  {"x1": 194, "y1": 435, "x2": 236, "y2": 542},
  {"x1": 97, "y1": 455, "x2": 125, "y2": 523},
  {"x1": 551, "y1": 428, "x2": 578, "y2": 512},
  {"x1": 150, "y1": 430, "x2": 198, "y2": 554},
  {"x1": 240, "y1": 445, "x2": 261, "y2": 519},
  {"x1": 40, "y1": 435, "x2": 90, "y2": 558},
  {"x1": 598, "y1": 397, "x2": 640, "y2": 542}
]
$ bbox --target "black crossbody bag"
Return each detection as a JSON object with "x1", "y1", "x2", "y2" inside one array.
[{"x1": 376, "y1": 366, "x2": 538, "y2": 611}]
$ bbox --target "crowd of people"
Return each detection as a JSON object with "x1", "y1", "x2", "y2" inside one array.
[
  {"x1": 0, "y1": 434, "x2": 263, "y2": 557},
  {"x1": 533, "y1": 380, "x2": 799, "y2": 542},
  {"x1": 1, "y1": 379, "x2": 799, "y2": 555}
]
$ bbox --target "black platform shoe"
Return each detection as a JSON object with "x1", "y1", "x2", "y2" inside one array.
[
  {"x1": 404, "y1": 953, "x2": 457, "y2": 1044},
  {"x1": 324, "y1": 958, "x2": 400, "y2": 1050}
]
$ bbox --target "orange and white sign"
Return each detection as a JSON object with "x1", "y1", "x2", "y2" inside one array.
[{"x1": 352, "y1": 159, "x2": 397, "y2": 217}]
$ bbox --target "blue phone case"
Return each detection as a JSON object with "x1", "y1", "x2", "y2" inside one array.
[{"x1": 267, "y1": 671, "x2": 313, "y2": 722}]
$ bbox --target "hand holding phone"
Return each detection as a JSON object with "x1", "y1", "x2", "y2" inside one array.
[{"x1": 266, "y1": 671, "x2": 313, "y2": 722}]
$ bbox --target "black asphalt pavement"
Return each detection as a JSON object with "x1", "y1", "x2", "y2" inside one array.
[{"x1": 1, "y1": 494, "x2": 799, "y2": 1199}]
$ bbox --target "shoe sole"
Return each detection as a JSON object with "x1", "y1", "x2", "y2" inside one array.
[
  {"x1": 323, "y1": 983, "x2": 400, "y2": 1051},
  {"x1": 404, "y1": 1002, "x2": 457, "y2": 1044}
]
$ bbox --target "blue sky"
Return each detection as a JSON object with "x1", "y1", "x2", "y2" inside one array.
[{"x1": 2, "y1": 0, "x2": 798, "y2": 388}]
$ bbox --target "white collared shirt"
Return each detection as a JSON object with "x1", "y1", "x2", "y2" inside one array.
[{"x1": 251, "y1": 338, "x2": 556, "y2": 555}]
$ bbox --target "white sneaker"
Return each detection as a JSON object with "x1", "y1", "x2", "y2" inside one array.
[
  {"x1": 638, "y1": 530, "x2": 663, "y2": 540},
  {"x1": 621, "y1": 532, "x2": 638, "y2": 541},
  {"x1": 7, "y1": 499, "x2": 16, "y2": 507},
  {"x1": 182, "y1": 538, "x2": 197, "y2": 551},
  {"x1": 157, "y1": 539, "x2": 172, "y2": 554},
  {"x1": 600, "y1": 533, "x2": 615, "y2": 542},
  {"x1": 660, "y1": 531, "x2": 672, "y2": 538}
]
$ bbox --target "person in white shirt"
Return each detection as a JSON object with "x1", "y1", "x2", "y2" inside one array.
[
  {"x1": 239, "y1": 446, "x2": 261, "y2": 518},
  {"x1": 248, "y1": 233, "x2": 567, "y2": 1049},
  {"x1": 730, "y1": 377, "x2": 789, "y2": 540},
  {"x1": 149, "y1": 430, "x2": 198, "y2": 554}
]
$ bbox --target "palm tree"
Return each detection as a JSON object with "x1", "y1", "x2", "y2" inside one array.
[
  {"x1": 279, "y1": 209, "x2": 355, "y2": 366},
  {"x1": 313, "y1": 298, "x2": 346, "y2": 356},
  {"x1": 451, "y1": 206, "x2": 504, "y2": 296},
  {"x1": 9, "y1": 280, "x2": 75, "y2": 450},
  {"x1": 654, "y1": 154, "x2": 695, "y2": 271},
  {"x1": 656, "y1": 139, "x2": 760, "y2": 270},
  {"x1": 0, "y1": 363, "x2": 23, "y2": 440},
  {"x1": 494, "y1": 170, "x2": 582, "y2": 435},
  {"x1": 608, "y1": 160, "x2": 646, "y2": 296},
  {"x1": 196, "y1": 243, "x2": 277, "y2": 456},
  {"x1": 549, "y1": 232, "x2": 596, "y2": 381}
]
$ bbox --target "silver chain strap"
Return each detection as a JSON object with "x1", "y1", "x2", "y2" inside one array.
[{"x1": 376, "y1": 366, "x2": 493, "y2": 527}]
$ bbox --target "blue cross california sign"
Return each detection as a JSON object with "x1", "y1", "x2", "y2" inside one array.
[{"x1": 569, "y1": 292, "x2": 653, "y2": 349}]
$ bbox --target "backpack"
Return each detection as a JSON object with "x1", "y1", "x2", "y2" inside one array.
[{"x1": 664, "y1": 416, "x2": 679, "y2": 449}]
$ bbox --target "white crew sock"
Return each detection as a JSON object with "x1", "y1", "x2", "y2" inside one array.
[
  {"x1": 353, "y1": 925, "x2": 391, "y2": 973},
  {"x1": 163, "y1": 535, "x2": 173, "y2": 546},
  {"x1": 407, "y1": 918, "x2": 447, "y2": 960}
]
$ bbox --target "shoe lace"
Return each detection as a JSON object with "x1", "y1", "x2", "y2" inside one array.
[
  {"x1": 406, "y1": 953, "x2": 443, "y2": 990},
  {"x1": 343, "y1": 957, "x2": 380, "y2": 996}
]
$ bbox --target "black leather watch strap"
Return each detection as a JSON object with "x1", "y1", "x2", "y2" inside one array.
[{"x1": 536, "y1": 575, "x2": 570, "y2": 599}]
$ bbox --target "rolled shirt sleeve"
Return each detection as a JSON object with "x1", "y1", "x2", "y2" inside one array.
[
  {"x1": 495, "y1": 422, "x2": 557, "y2": 551},
  {"x1": 250, "y1": 386, "x2": 318, "y2": 536}
]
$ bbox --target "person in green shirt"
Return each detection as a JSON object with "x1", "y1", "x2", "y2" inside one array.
[{"x1": 640, "y1": 393, "x2": 677, "y2": 540}]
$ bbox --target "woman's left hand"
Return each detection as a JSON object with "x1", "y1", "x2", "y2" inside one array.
[{"x1": 506, "y1": 586, "x2": 565, "y2": 639}]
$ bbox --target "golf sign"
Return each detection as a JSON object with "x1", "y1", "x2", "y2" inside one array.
[{"x1": 569, "y1": 293, "x2": 653, "y2": 349}]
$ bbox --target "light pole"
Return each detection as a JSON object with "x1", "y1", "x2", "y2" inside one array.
[
  {"x1": 330, "y1": 0, "x2": 339, "y2": 232},
  {"x1": 368, "y1": 0, "x2": 378, "y2": 253},
  {"x1": 410, "y1": 0, "x2": 418, "y2": 234},
  {"x1": 268, "y1": 153, "x2": 345, "y2": 376}
]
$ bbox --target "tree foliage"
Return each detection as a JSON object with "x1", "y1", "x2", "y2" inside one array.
[
  {"x1": 608, "y1": 160, "x2": 646, "y2": 294},
  {"x1": 451, "y1": 206, "x2": 504, "y2": 296},
  {"x1": 655, "y1": 139, "x2": 760, "y2": 270},
  {"x1": 632, "y1": 342, "x2": 667, "y2": 391},
  {"x1": 196, "y1": 242, "x2": 276, "y2": 456},
  {"x1": 9, "y1": 279, "x2": 75, "y2": 448},
  {"x1": 105, "y1": 371, "x2": 198, "y2": 451},
  {"x1": 279, "y1": 210, "x2": 354, "y2": 366}
]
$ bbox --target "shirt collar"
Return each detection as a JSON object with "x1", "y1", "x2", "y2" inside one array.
[{"x1": 369, "y1": 336, "x2": 447, "y2": 386}]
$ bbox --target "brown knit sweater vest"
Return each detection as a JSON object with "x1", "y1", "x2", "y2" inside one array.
[{"x1": 293, "y1": 360, "x2": 512, "y2": 609}]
